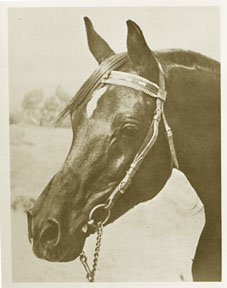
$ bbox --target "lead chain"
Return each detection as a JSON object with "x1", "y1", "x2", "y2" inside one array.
[{"x1": 80, "y1": 222, "x2": 103, "y2": 282}]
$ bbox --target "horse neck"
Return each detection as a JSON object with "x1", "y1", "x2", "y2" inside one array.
[{"x1": 163, "y1": 61, "x2": 220, "y2": 195}]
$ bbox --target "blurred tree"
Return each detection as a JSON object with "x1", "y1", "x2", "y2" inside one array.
[
  {"x1": 22, "y1": 88, "x2": 44, "y2": 111},
  {"x1": 22, "y1": 88, "x2": 44, "y2": 125},
  {"x1": 41, "y1": 86, "x2": 71, "y2": 127},
  {"x1": 9, "y1": 109, "x2": 23, "y2": 125},
  {"x1": 21, "y1": 86, "x2": 71, "y2": 127}
]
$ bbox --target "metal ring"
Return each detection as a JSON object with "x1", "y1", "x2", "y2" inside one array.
[{"x1": 88, "y1": 203, "x2": 111, "y2": 226}]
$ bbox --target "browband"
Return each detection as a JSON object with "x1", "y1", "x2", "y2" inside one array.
[{"x1": 101, "y1": 71, "x2": 167, "y2": 101}]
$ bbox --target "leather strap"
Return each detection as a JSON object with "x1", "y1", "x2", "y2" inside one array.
[
  {"x1": 101, "y1": 71, "x2": 167, "y2": 101},
  {"x1": 105, "y1": 99, "x2": 163, "y2": 210},
  {"x1": 156, "y1": 56, "x2": 179, "y2": 169},
  {"x1": 162, "y1": 110, "x2": 179, "y2": 169}
]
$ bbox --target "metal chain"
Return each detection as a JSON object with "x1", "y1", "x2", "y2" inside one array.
[{"x1": 80, "y1": 222, "x2": 103, "y2": 282}]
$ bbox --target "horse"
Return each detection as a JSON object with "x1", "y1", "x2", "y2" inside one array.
[{"x1": 27, "y1": 17, "x2": 221, "y2": 282}]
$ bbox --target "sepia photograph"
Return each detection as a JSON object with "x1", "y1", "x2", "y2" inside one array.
[{"x1": 0, "y1": 2, "x2": 225, "y2": 287}]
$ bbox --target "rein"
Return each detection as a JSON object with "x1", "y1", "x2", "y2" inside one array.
[{"x1": 78, "y1": 52, "x2": 179, "y2": 282}]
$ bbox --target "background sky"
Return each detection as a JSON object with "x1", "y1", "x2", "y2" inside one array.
[{"x1": 8, "y1": 7, "x2": 220, "y2": 112}]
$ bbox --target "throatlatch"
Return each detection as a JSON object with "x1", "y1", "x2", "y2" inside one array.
[{"x1": 78, "y1": 52, "x2": 179, "y2": 282}]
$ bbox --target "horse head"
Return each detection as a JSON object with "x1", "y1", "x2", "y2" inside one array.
[{"x1": 27, "y1": 18, "x2": 172, "y2": 262}]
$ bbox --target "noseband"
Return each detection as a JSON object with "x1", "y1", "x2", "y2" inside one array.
[{"x1": 75, "y1": 52, "x2": 179, "y2": 281}]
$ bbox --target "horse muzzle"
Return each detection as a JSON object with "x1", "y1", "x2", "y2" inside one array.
[{"x1": 27, "y1": 209, "x2": 86, "y2": 262}]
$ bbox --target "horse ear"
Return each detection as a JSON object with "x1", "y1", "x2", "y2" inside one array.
[
  {"x1": 84, "y1": 17, "x2": 115, "y2": 64},
  {"x1": 126, "y1": 20, "x2": 159, "y2": 83}
]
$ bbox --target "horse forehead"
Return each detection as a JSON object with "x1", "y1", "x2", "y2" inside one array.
[
  {"x1": 96, "y1": 85, "x2": 145, "y2": 112},
  {"x1": 109, "y1": 86, "x2": 149, "y2": 121},
  {"x1": 83, "y1": 84, "x2": 148, "y2": 128}
]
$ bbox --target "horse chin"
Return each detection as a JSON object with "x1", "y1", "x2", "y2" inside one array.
[
  {"x1": 32, "y1": 233, "x2": 86, "y2": 263},
  {"x1": 58, "y1": 240, "x2": 86, "y2": 263},
  {"x1": 58, "y1": 243, "x2": 85, "y2": 262}
]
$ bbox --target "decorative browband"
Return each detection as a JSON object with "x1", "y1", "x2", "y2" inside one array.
[{"x1": 101, "y1": 70, "x2": 167, "y2": 102}]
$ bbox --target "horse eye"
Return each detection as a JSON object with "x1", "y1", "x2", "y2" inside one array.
[{"x1": 121, "y1": 124, "x2": 138, "y2": 137}]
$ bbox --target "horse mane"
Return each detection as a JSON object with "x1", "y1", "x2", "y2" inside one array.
[
  {"x1": 155, "y1": 49, "x2": 220, "y2": 74},
  {"x1": 56, "y1": 49, "x2": 220, "y2": 124}
]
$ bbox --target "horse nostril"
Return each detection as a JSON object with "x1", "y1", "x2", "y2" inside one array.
[
  {"x1": 40, "y1": 219, "x2": 60, "y2": 247},
  {"x1": 27, "y1": 210, "x2": 33, "y2": 244}
]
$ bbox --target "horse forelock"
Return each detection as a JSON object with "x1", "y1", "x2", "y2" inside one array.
[{"x1": 56, "y1": 56, "x2": 131, "y2": 124}]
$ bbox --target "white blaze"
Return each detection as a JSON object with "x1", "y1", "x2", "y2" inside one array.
[
  {"x1": 85, "y1": 86, "x2": 107, "y2": 118},
  {"x1": 115, "y1": 155, "x2": 125, "y2": 168}
]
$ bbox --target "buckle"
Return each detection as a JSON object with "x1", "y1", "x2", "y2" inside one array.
[{"x1": 158, "y1": 89, "x2": 167, "y2": 101}]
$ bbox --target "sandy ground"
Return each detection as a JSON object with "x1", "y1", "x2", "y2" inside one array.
[{"x1": 10, "y1": 125, "x2": 205, "y2": 282}]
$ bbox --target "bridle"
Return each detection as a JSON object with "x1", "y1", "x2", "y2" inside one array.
[{"x1": 75, "y1": 52, "x2": 179, "y2": 281}]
